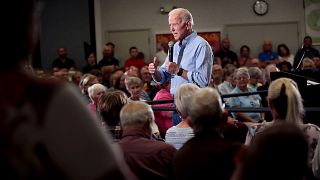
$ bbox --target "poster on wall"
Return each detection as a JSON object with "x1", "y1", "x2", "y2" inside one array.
[
  {"x1": 304, "y1": 0, "x2": 320, "y2": 45},
  {"x1": 155, "y1": 31, "x2": 221, "y2": 53}
]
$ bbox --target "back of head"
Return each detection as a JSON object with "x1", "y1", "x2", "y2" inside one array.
[
  {"x1": 235, "y1": 123, "x2": 308, "y2": 180},
  {"x1": 5, "y1": 0, "x2": 37, "y2": 69},
  {"x1": 174, "y1": 83, "x2": 200, "y2": 118},
  {"x1": 189, "y1": 87, "x2": 225, "y2": 133},
  {"x1": 98, "y1": 90, "x2": 128, "y2": 126},
  {"x1": 268, "y1": 77, "x2": 304, "y2": 124},
  {"x1": 120, "y1": 101, "x2": 154, "y2": 129}
]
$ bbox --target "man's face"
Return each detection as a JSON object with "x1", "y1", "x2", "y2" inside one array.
[
  {"x1": 169, "y1": 13, "x2": 190, "y2": 40},
  {"x1": 103, "y1": 45, "x2": 113, "y2": 57},
  {"x1": 58, "y1": 48, "x2": 67, "y2": 58}
]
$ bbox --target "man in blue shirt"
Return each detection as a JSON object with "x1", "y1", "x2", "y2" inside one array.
[{"x1": 148, "y1": 8, "x2": 213, "y2": 125}]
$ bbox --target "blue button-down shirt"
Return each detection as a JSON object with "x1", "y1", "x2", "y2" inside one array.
[{"x1": 158, "y1": 32, "x2": 213, "y2": 95}]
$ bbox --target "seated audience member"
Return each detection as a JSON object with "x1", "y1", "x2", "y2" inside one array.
[
  {"x1": 314, "y1": 55, "x2": 320, "y2": 69},
  {"x1": 257, "y1": 64, "x2": 279, "y2": 122},
  {"x1": 215, "y1": 37, "x2": 238, "y2": 68},
  {"x1": 125, "y1": 76, "x2": 151, "y2": 101},
  {"x1": 82, "y1": 52, "x2": 100, "y2": 74},
  {"x1": 98, "y1": 43, "x2": 120, "y2": 68},
  {"x1": 118, "y1": 101, "x2": 177, "y2": 179},
  {"x1": 173, "y1": 87, "x2": 243, "y2": 180},
  {"x1": 238, "y1": 45, "x2": 252, "y2": 67},
  {"x1": 124, "y1": 76, "x2": 160, "y2": 136},
  {"x1": 293, "y1": 36, "x2": 320, "y2": 69},
  {"x1": 228, "y1": 67, "x2": 262, "y2": 123},
  {"x1": 52, "y1": 47, "x2": 76, "y2": 71},
  {"x1": 100, "y1": 65, "x2": 114, "y2": 87},
  {"x1": 89, "y1": 69, "x2": 103, "y2": 84},
  {"x1": 70, "y1": 70, "x2": 83, "y2": 86},
  {"x1": 258, "y1": 40, "x2": 279, "y2": 68},
  {"x1": 232, "y1": 123, "x2": 309, "y2": 180},
  {"x1": 87, "y1": 83, "x2": 106, "y2": 117},
  {"x1": 277, "y1": 60, "x2": 292, "y2": 72},
  {"x1": 218, "y1": 64, "x2": 236, "y2": 105},
  {"x1": 97, "y1": 90, "x2": 129, "y2": 142},
  {"x1": 247, "y1": 66, "x2": 262, "y2": 90},
  {"x1": 79, "y1": 74, "x2": 98, "y2": 103},
  {"x1": 153, "y1": 79, "x2": 173, "y2": 139},
  {"x1": 124, "y1": 47, "x2": 147, "y2": 71},
  {"x1": 165, "y1": 83, "x2": 199, "y2": 150},
  {"x1": 0, "y1": 0, "x2": 133, "y2": 179},
  {"x1": 277, "y1": 43, "x2": 294, "y2": 65},
  {"x1": 245, "y1": 78, "x2": 320, "y2": 166},
  {"x1": 140, "y1": 66, "x2": 159, "y2": 100},
  {"x1": 209, "y1": 64, "x2": 223, "y2": 89},
  {"x1": 302, "y1": 57, "x2": 316, "y2": 70}
]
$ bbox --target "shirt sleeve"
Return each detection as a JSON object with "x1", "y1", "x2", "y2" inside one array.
[{"x1": 186, "y1": 44, "x2": 213, "y2": 87}]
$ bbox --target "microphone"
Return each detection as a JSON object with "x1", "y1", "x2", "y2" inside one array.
[{"x1": 168, "y1": 41, "x2": 174, "y2": 62}]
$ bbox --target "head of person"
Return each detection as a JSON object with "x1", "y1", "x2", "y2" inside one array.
[
  {"x1": 277, "y1": 61, "x2": 292, "y2": 72},
  {"x1": 87, "y1": 83, "x2": 106, "y2": 105},
  {"x1": 57, "y1": 47, "x2": 67, "y2": 59},
  {"x1": 5, "y1": 0, "x2": 38, "y2": 69},
  {"x1": 103, "y1": 43, "x2": 113, "y2": 58},
  {"x1": 235, "y1": 67, "x2": 250, "y2": 91},
  {"x1": 268, "y1": 78, "x2": 304, "y2": 125},
  {"x1": 174, "y1": 83, "x2": 200, "y2": 119},
  {"x1": 232, "y1": 123, "x2": 308, "y2": 180},
  {"x1": 223, "y1": 64, "x2": 236, "y2": 83},
  {"x1": 140, "y1": 66, "x2": 152, "y2": 83},
  {"x1": 240, "y1": 45, "x2": 250, "y2": 58},
  {"x1": 250, "y1": 58, "x2": 260, "y2": 68},
  {"x1": 129, "y1": 47, "x2": 138, "y2": 59},
  {"x1": 80, "y1": 74, "x2": 98, "y2": 95},
  {"x1": 98, "y1": 90, "x2": 128, "y2": 126},
  {"x1": 87, "y1": 52, "x2": 97, "y2": 66},
  {"x1": 189, "y1": 87, "x2": 226, "y2": 134},
  {"x1": 168, "y1": 8, "x2": 194, "y2": 41},
  {"x1": 277, "y1": 43, "x2": 290, "y2": 57},
  {"x1": 262, "y1": 40, "x2": 273, "y2": 52},
  {"x1": 221, "y1": 37, "x2": 231, "y2": 50},
  {"x1": 120, "y1": 101, "x2": 154, "y2": 136},
  {"x1": 248, "y1": 67, "x2": 262, "y2": 86},
  {"x1": 303, "y1": 36, "x2": 312, "y2": 48},
  {"x1": 125, "y1": 76, "x2": 143, "y2": 100},
  {"x1": 302, "y1": 58, "x2": 316, "y2": 70},
  {"x1": 314, "y1": 55, "x2": 320, "y2": 69},
  {"x1": 264, "y1": 64, "x2": 279, "y2": 83}
]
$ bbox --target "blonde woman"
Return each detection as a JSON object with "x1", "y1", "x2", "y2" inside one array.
[{"x1": 245, "y1": 78, "x2": 320, "y2": 164}]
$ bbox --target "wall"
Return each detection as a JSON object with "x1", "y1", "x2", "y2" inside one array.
[
  {"x1": 96, "y1": 0, "x2": 306, "y2": 61},
  {"x1": 40, "y1": 0, "x2": 91, "y2": 70}
]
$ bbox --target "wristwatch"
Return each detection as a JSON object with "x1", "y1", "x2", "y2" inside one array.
[{"x1": 177, "y1": 68, "x2": 184, "y2": 76}]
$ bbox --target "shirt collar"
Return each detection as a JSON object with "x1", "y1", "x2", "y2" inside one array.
[{"x1": 179, "y1": 31, "x2": 197, "y2": 47}]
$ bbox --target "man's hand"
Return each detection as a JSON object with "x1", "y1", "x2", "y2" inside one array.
[
  {"x1": 149, "y1": 57, "x2": 157, "y2": 74},
  {"x1": 166, "y1": 61, "x2": 179, "y2": 74}
]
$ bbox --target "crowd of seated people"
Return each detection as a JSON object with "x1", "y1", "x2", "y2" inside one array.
[{"x1": 29, "y1": 36, "x2": 320, "y2": 179}]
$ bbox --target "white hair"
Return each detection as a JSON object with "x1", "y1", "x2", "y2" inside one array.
[
  {"x1": 268, "y1": 78, "x2": 304, "y2": 125},
  {"x1": 189, "y1": 87, "x2": 225, "y2": 132},
  {"x1": 87, "y1": 83, "x2": 106, "y2": 102},
  {"x1": 174, "y1": 83, "x2": 200, "y2": 118},
  {"x1": 235, "y1": 67, "x2": 250, "y2": 79},
  {"x1": 169, "y1": 8, "x2": 194, "y2": 26}
]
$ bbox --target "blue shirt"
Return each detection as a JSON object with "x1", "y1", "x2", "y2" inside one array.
[
  {"x1": 158, "y1": 32, "x2": 213, "y2": 95},
  {"x1": 258, "y1": 51, "x2": 278, "y2": 62},
  {"x1": 228, "y1": 86, "x2": 261, "y2": 122}
]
